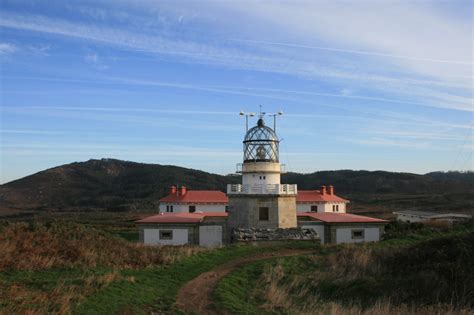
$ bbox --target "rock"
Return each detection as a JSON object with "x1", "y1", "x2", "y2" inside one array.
[{"x1": 232, "y1": 227, "x2": 320, "y2": 242}]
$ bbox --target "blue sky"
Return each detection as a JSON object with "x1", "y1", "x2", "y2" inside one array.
[{"x1": 0, "y1": 0, "x2": 472, "y2": 183}]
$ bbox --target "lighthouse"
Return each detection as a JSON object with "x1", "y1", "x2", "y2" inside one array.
[{"x1": 227, "y1": 112, "x2": 298, "y2": 231}]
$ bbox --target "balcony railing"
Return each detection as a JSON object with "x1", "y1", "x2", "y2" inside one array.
[{"x1": 227, "y1": 183, "x2": 297, "y2": 195}]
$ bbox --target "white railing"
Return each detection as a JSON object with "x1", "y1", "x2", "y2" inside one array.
[{"x1": 227, "y1": 184, "x2": 297, "y2": 195}]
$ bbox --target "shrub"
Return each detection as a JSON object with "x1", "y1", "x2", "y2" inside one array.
[{"x1": 0, "y1": 222, "x2": 208, "y2": 271}]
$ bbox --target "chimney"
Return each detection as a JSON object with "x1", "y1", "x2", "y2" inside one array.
[
  {"x1": 170, "y1": 185, "x2": 177, "y2": 195},
  {"x1": 320, "y1": 185, "x2": 326, "y2": 195},
  {"x1": 328, "y1": 185, "x2": 334, "y2": 195},
  {"x1": 180, "y1": 186, "x2": 187, "y2": 196}
]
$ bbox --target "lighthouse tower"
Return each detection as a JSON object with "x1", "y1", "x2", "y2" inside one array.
[{"x1": 227, "y1": 113, "x2": 298, "y2": 231}]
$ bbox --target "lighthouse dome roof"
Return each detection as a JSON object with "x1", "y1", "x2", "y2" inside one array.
[
  {"x1": 243, "y1": 118, "x2": 279, "y2": 162},
  {"x1": 244, "y1": 119, "x2": 279, "y2": 142}
]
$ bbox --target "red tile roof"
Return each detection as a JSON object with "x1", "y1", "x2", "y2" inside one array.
[
  {"x1": 137, "y1": 212, "x2": 228, "y2": 224},
  {"x1": 296, "y1": 190, "x2": 349, "y2": 203},
  {"x1": 160, "y1": 190, "x2": 228, "y2": 204},
  {"x1": 298, "y1": 212, "x2": 387, "y2": 223}
]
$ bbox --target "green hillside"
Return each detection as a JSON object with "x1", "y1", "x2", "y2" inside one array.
[{"x1": 0, "y1": 158, "x2": 472, "y2": 214}]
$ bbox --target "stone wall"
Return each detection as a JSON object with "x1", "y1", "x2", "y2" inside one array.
[
  {"x1": 232, "y1": 227, "x2": 320, "y2": 242},
  {"x1": 227, "y1": 195, "x2": 297, "y2": 230}
]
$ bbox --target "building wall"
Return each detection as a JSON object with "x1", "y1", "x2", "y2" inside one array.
[
  {"x1": 321, "y1": 202, "x2": 346, "y2": 213},
  {"x1": 199, "y1": 225, "x2": 223, "y2": 247},
  {"x1": 329, "y1": 225, "x2": 383, "y2": 244},
  {"x1": 243, "y1": 173, "x2": 280, "y2": 186},
  {"x1": 143, "y1": 227, "x2": 190, "y2": 245},
  {"x1": 296, "y1": 202, "x2": 346, "y2": 213},
  {"x1": 139, "y1": 221, "x2": 227, "y2": 246},
  {"x1": 300, "y1": 223, "x2": 326, "y2": 243},
  {"x1": 159, "y1": 203, "x2": 226, "y2": 213},
  {"x1": 227, "y1": 195, "x2": 297, "y2": 229},
  {"x1": 278, "y1": 196, "x2": 298, "y2": 228},
  {"x1": 242, "y1": 162, "x2": 281, "y2": 186}
]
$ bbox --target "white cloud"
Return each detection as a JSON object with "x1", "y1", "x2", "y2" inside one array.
[
  {"x1": 0, "y1": 42, "x2": 17, "y2": 54},
  {"x1": 0, "y1": 3, "x2": 471, "y2": 113}
]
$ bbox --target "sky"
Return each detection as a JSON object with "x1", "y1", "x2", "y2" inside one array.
[{"x1": 0, "y1": 0, "x2": 473, "y2": 183}]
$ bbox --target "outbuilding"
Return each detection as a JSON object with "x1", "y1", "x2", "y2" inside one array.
[
  {"x1": 297, "y1": 212, "x2": 387, "y2": 244},
  {"x1": 393, "y1": 210, "x2": 472, "y2": 224}
]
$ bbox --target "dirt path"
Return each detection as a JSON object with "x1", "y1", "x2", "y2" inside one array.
[{"x1": 175, "y1": 248, "x2": 315, "y2": 314}]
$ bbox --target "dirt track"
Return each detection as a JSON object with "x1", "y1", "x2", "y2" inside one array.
[{"x1": 175, "y1": 249, "x2": 314, "y2": 314}]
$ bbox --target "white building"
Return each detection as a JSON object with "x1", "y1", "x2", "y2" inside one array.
[
  {"x1": 157, "y1": 184, "x2": 349, "y2": 214},
  {"x1": 393, "y1": 210, "x2": 472, "y2": 224},
  {"x1": 158, "y1": 186, "x2": 227, "y2": 214},
  {"x1": 296, "y1": 186, "x2": 348, "y2": 213}
]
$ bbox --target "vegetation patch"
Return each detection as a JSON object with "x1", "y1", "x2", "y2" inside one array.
[
  {"x1": 0, "y1": 222, "x2": 208, "y2": 314},
  {"x1": 215, "y1": 221, "x2": 474, "y2": 314}
]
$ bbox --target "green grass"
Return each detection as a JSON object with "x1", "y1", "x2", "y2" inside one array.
[
  {"x1": 73, "y1": 241, "x2": 320, "y2": 314},
  {"x1": 213, "y1": 260, "x2": 270, "y2": 314}
]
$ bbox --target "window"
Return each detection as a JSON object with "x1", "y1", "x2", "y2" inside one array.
[
  {"x1": 351, "y1": 229, "x2": 364, "y2": 239},
  {"x1": 310, "y1": 205, "x2": 318, "y2": 212},
  {"x1": 159, "y1": 230, "x2": 173, "y2": 240},
  {"x1": 189, "y1": 205, "x2": 196, "y2": 213},
  {"x1": 170, "y1": 205, "x2": 173, "y2": 213},
  {"x1": 166, "y1": 205, "x2": 170, "y2": 212},
  {"x1": 336, "y1": 205, "x2": 339, "y2": 212},
  {"x1": 259, "y1": 207, "x2": 269, "y2": 221},
  {"x1": 332, "y1": 205, "x2": 336, "y2": 212}
]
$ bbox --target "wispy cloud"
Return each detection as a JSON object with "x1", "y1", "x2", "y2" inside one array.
[
  {"x1": 0, "y1": 11, "x2": 471, "y2": 113},
  {"x1": 0, "y1": 129, "x2": 66, "y2": 135},
  {"x1": 0, "y1": 42, "x2": 17, "y2": 54},
  {"x1": 84, "y1": 52, "x2": 108, "y2": 70},
  {"x1": 4, "y1": 74, "x2": 472, "y2": 112},
  {"x1": 230, "y1": 38, "x2": 473, "y2": 65}
]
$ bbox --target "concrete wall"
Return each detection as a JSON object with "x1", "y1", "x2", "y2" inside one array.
[
  {"x1": 199, "y1": 225, "x2": 223, "y2": 247},
  {"x1": 321, "y1": 202, "x2": 346, "y2": 213},
  {"x1": 227, "y1": 195, "x2": 297, "y2": 230},
  {"x1": 159, "y1": 203, "x2": 226, "y2": 213},
  {"x1": 296, "y1": 202, "x2": 347, "y2": 213},
  {"x1": 332, "y1": 226, "x2": 381, "y2": 244},
  {"x1": 242, "y1": 162, "x2": 281, "y2": 186},
  {"x1": 139, "y1": 221, "x2": 227, "y2": 246},
  {"x1": 300, "y1": 224, "x2": 325, "y2": 243},
  {"x1": 243, "y1": 173, "x2": 280, "y2": 186},
  {"x1": 143, "y1": 227, "x2": 189, "y2": 245}
]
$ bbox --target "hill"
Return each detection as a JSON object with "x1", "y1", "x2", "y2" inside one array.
[{"x1": 0, "y1": 158, "x2": 472, "y2": 214}]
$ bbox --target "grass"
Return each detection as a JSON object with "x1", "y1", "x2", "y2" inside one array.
[
  {"x1": 0, "y1": 220, "x2": 320, "y2": 314},
  {"x1": 0, "y1": 221, "x2": 208, "y2": 314},
  {"x1": 214, "y1": 221, "x2": 474, "y2": 314},
  {"x1": 2, "y1": 215, "x2": 473, "y2": 314},
  {"x1": 74, "y1": 241, "x2": 320, "y2": 314}
]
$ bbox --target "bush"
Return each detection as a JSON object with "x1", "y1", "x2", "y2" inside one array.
[{"x1": 0, "y1": 222, "x2": 207, "y2": 271}]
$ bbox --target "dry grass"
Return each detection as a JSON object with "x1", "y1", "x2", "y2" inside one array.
[
  {"x1": 0, "y1": 222, "x2": 208, "y2": 271},
  {"x1": 253, "y1": 233, "x2": 474, "y2": 314},
  {"x1": 257, "y1": 260, "x2": 473, "y2": 315},
  {"x1": 0, "y1": 270, "x2": 129, "y2": 315},
  {"x1": 0, "y1": 222, "x2": 210, "y2": 314}
]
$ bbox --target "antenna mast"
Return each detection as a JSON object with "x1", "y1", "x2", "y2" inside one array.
[{"x1": 239, "y1": 110, "x2": 255, "y2": 131}]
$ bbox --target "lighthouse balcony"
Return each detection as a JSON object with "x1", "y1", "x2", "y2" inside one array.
[{"x1": 227, "y1": 183, "x2": 297, "y2": 195}]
